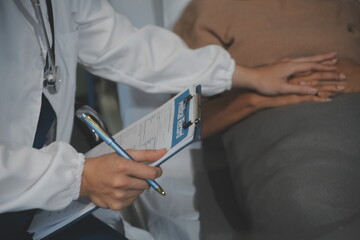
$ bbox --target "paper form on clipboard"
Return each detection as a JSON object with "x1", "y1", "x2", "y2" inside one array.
[{"x1": 28, "y1": 85, "x2": 202, "y2": 239}]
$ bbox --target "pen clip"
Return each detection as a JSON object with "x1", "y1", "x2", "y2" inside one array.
[{"x1": 75, "y1": 105, "x2": 109, "y2": 142}]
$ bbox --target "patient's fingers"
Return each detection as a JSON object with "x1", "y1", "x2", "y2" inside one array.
[
  {"x1": 316, "y1": 83, "x2": 347, "y2": 97},
  {"x1": 261, "y1": 94, "x2": 332, "y2": 109},
  {"x1": 290, "y1": 71, "x2": 346, "y2": 85},
  {"x1": 288, "y1": 70, "x2": 347, "y2": 97},
  {"x1": 291, "y1": 79, "x2": 346, "y2": 97},
  {"x1": 321, "y1": 58, "x2": 338, "y2": 66}
]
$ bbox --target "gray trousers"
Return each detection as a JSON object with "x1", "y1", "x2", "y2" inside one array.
[{"x1": 201, "y1": 94, "x2": 360, "y2": 240}]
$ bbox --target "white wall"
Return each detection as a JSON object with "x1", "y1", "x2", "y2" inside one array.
[
  {"x1": 108, "y1": 0, "x2": 164, "y2": 28},
  {"x1": 162, "y1": 0, "x2": 190, "y2": 29}
]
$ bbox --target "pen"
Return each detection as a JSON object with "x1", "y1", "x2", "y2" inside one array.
[{"x1": 79, "y1": 113, "x2": 166, "y2": 196}]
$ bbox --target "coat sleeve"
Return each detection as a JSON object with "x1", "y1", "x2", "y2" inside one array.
[
  {"x1": 74, "y1": 0, "x2": 234, "y2": 96},
  {"x1": 0, "y1": 141, "x2": 85, "y2": 212}
]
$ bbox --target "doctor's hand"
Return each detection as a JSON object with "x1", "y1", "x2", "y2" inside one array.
[
  {"x1": 232, "y1": 52, "x2": 343, "y2": 96},
  {"x1": 80, "y1": 149, "x2": 166, "y2": 211}
]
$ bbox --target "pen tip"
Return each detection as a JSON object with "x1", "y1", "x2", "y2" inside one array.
[{"x1": 156, "y1": 187, "x2": 166, "y2": 196}]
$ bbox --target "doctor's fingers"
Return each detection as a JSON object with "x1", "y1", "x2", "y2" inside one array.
[
  {"x1": 120, "y1": 159, "x2": 163, "y2": 180},
  {"x1": 126, "y1": 148, "x2": 167, "y2": 163},
  {"x1": 94, "y1": 190, "x2": 143, "y2": 211},
  {"x1": 110, "y1": 173, "x2": 151, "y2": 191},
  {"x1": 283, "y1": 52, "x2": 338, "y2": 64},
  {"x1": 287, "y1": 62, "x2": 338, "y2": 77}
]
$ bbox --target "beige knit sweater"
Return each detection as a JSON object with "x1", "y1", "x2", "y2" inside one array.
[{"x1": 174, "y1": 0, "x2": 360, "y2": 67}]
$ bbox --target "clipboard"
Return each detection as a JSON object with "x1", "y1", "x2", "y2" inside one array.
[
  {"x1": 27, "y1": 85, "x2": 202, "y2": 239},
  {"x1": 85, "y1": 84, "x2": 202, "y2": 166}
]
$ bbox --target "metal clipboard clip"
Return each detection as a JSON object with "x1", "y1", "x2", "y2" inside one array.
[{"x1": 182, "y1": 86, "x2": 202, "y2": 129}]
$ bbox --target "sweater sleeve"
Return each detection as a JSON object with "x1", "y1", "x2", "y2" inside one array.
[{"x1": 173, "y1": 0, "x2": 235, "y2": 49}]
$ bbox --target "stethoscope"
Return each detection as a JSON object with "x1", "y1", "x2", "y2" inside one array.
[
  {"x1": 14, "y1": 0, "x2": 61, "y2": 94},
  {"x1": 31, "y1": 0, "x2": 61, "y2": 94}
]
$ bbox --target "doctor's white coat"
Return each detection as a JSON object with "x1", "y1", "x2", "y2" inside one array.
[{"x1": 0, "y1": 0, "x2": 234, "y2": 213}]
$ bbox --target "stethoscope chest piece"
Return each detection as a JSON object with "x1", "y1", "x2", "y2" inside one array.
[{"x1": 43, "y1": 66, "x2": 61, "y2": 94}]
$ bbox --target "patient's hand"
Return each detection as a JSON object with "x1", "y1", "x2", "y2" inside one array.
[
  {"x1": 203, "y1": 90, "x2": 331, "y2": 138},
  {"x1": 337, "y1": 58, "x2": 360, "y2": 94},
  {"x1": 203, "y1": 69, "x2": 346, "y2": 138},
  {"x1": 289, "y1": 58, "x2": 360, "y2": 97},
  {"x1": 232, "y1": 53, "x2": 342, "y2": 96}
]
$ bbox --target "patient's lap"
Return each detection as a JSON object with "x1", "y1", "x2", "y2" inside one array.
[{"x1": 221, "y1": 94, "x2": 360, "y2": 239}]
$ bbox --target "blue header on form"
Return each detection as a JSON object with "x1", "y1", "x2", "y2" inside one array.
[{"x1": 171, "y1": 90, "x2": 190, "y2": 147}]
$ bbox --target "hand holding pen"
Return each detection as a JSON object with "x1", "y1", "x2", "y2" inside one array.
[{"x1": 78, "y1": 113, "x2": 166, "y2": 210}]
